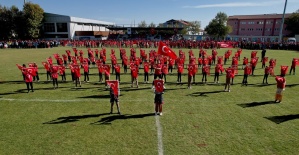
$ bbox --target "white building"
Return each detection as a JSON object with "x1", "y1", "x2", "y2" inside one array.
[{"x1": 43, "y1": 13, "x2": 115, "y2": 40}]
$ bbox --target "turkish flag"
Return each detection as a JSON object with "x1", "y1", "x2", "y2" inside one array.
[
  {"x1": 280, "y1": 66, "x2": 288, "y2": 75},
  {"x1": 103, "y1": 64, "x2": 111, "y2": 75},
  {"x1": 269, "y1": 67, "x2": 275, "y2": 76},
  {"x1": 154, "y1": 79, "x2": 164, "y2": 93},
  {"x1": 106, "y1": 80, "x2": 119, "y2": 96},
  {"x1": 16, "y1": 64, "x2": 23, "y2": 70},
  {"x1": 157, "y1": 41, "x2": 177, "y2": 59}
]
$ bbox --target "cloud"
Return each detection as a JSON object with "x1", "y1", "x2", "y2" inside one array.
[{"x1": 183, "y1": 1, "x2": 281, "y2": 8}]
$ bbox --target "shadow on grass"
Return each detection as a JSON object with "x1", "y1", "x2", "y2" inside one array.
[
  {"x1": 0, "y1": 91, "x2": 21, "y2": 95},
  {"x1": 188, "y1": 90, "x2": 223, "y2": 97},
  {"x1": 121, "y1": 87, "x2": 150, "y2": 92},
  {"x1": 286, "y1": 83, "x2": 299, "y2": 88},
  {"x1": 246, "y1": 83, "x2": 276, "y2": 87},
  {"x1": 237, "y1": 101, "x2": 276, "y2": 108},
  {"x1": 91, "y1": 113, "x2": 155, "y2": 125},
  {"x1": 0, "y1": 80, "x2": 25, "y2": 84},
  {"x1": 265, "y1": 114, "x2": 299, "y2": 124},
  {"x1": 43, "y1": 113, "x2": 111, "y2": 124}
]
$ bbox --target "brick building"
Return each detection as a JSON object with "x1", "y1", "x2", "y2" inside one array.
[{"x1": 227, "y1": 14, "x2": 292, "y2": 41}]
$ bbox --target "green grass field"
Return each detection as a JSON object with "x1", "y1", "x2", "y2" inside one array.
[{"x1": 0, "y1": 46, "x2": 298, "y2": 155}]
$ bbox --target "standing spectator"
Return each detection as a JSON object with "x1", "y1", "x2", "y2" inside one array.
[{"x1": 261, "y1": 48, "x2": 266, "y2": 62}]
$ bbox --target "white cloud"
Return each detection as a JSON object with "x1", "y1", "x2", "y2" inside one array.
[{"x1": 183, "y1": 1, "x2": 281, "y2": 8}]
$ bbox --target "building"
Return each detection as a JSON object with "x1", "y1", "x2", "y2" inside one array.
[
  {"x1": 227, "y1": 14, "x2": 292, "y2": 41},
  {"x1": 161, "y1": 19, "x2": 204, "y2": 36},
  {"x1": 43, "y1": 13, "x2": 114, "y2": 40}
]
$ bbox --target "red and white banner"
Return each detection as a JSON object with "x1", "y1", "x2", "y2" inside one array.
[{"x1": 154, "y1": 79, "x2": 164, "y2": 93}]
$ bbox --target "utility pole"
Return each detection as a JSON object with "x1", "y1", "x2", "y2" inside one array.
[{"x1": 279, "y1": 0, "x2": 288, "y2": 43}]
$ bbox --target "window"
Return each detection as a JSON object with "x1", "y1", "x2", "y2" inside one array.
[
  {"x1": 56, "y1": 23, "x2": 68, "y2": 32},
  {"x1": 257, "y1": 21, "x2": 264, "y2": 24},
  {"x1": 240, "y1": 28, "x2": 245, "y2": 31},
  {"x1": 248, "y1": 21, "x2": 255, "y2": 24},
  {"x1": 44, "y1": 23, "x2": 55, "y2": 32},
  {"x1": 266, "y1": 21, "x2": 273, "y2": 24},
  {"x1": 240, "y1": 22, "x2": 246, "y2": 24}
]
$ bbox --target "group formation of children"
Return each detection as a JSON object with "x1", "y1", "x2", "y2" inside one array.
[{"x1": 17, "y1": 44, "x2": 298, "y2": 114}]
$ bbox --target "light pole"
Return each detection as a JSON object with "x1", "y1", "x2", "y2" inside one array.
[{"x1": 278, "y1": 0, "x2": 288, "y2": 43}]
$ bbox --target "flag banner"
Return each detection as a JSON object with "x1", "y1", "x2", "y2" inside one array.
[
  {"x1": 106, "y1": 80, "x2": 119, "y2": 96},
  {"x1": 157, "y1": 41, "x2": 178, "y2": 59},
  {"x1": 154, "y1": 79, "x2": 164, "y2": 93},
  {"x1": 251, "y1": 51, "x2": 257, "y2": 58},
  {"x1": 103, "y1": 64, "x2": 111, "y2": 75},
  {"x1": 217, "y1": 42, "x2": 234, "y2": 48},
  {"x1": 26, "y1": 67, "x2": 36, "y2": 76},
  {"x1": 294, "y1": 58, "x2": 299, "y2": 66},
  {"x1": 232, "y1": 65, "x2": 238, "y2": 75},
  {"x1": 16, "y1": 64, "x2": 23, "y2": 70},
  {"x1": 269, "y1": 67, "x2": 275, "y2": 76},
  {"x1": 280, "y1": 66, "x2": 288, "y2": 75}
]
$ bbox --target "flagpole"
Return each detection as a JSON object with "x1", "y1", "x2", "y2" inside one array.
[{"x1": 278, "y1": 0, "x2": 288, "y2": 43}]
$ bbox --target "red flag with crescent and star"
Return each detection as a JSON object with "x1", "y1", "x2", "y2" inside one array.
[
  {"x1": 106, "y1": 80, "x2": 119, "y2": 96},
  {"x1": 154, "y1": 79, "x2": 164, "y2": 93},
  {"x1": 157, "y1": 41, "x2": 177, "y2": 59}
]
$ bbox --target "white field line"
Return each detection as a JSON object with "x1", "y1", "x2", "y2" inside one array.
[
  {"x1": 1, "y1": 97, "x2": 165, "y2": 154},
  {"x1": 155, "y1": 115, "x2": 164, "y2": 155}
]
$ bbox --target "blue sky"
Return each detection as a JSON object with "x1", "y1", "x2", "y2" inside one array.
[{"x1": 1, "y1": 0, "x2": 298, "y2": 28}]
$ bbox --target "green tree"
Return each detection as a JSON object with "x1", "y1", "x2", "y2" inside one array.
[
  {"x1": 187, "y1": 21, "x2": 201, "y2": 35},
  {"x1": 23, "y1": 2, "x2": 44, "y2": 38},
  {"x1": 205, "y1": 12, "x2": 230, "y2": 40},
  {"x1": 285, "y1": 12, "x2": 299, "y2": 35}
]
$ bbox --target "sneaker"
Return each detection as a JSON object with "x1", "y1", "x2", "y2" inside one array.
[
  {"x1": 159, "y1": 112, "x2": 163, "y2": 116},
  {"x1": 217, "y1": 81, "x2": 219, "y2": 83},
  {"x1": 228, "y1": 89, "x2": 231, "y2": 92}
]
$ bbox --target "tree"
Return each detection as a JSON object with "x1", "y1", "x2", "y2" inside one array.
[
  {"x1": 204, "y1": 12, "x2": 230, "y2": 40},
  {"x1": 148, "y1": 22, "x2": 156, "y2": 28},
  {"x1": 138, "y1": 20, "x2": 147, "y2": 27},
  {"x1": 187, "y1": 21, "x2": 201, "y2": 35},
  {"x1": 285, "y1": 12, "x2": 299, "y2": 35},
  {"x1": 23, "y1": 2, "x2": 44, "y2": 38}
]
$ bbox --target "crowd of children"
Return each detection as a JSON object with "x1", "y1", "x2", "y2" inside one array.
[{"x1": 17, "y1": 43, "x2": 298, "y2": 114}]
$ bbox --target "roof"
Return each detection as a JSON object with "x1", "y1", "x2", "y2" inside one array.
[
  {"x1": 107, "y1": 27, "x2": 184, "y2": 31},
  {"x1": 165, "y1": 19, "x2": 191, "y2": 26},
  {"x1": 228, "y1": 13, "x2": 292, "y2": 20},
  {"x1": 44, "y1": 13, "x2": 114, "y2": 26}
]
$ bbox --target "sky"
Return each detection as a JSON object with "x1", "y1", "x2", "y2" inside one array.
[{"x1": 0, "y1": 0, "x2": 298, "y2": 28}]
